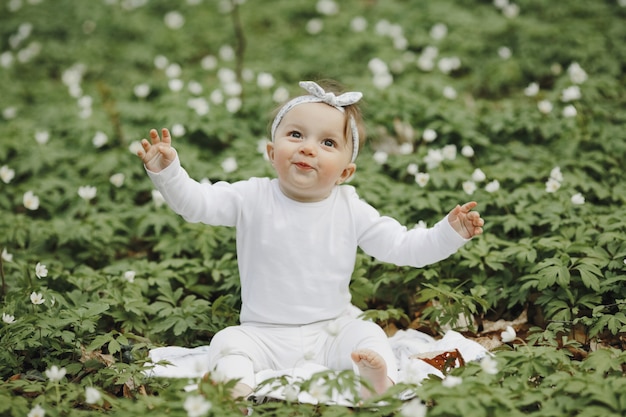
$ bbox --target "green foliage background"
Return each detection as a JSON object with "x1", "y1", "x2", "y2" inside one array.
[{"x1": 1, "y1": 0, "x2": 625, "y2": 415}]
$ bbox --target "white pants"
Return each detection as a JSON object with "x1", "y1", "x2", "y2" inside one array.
[{"x1": 208, "y1": 313, "x2": 398, "y2": 389}]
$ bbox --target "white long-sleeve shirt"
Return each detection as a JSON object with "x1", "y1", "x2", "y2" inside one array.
[{"x1": 147, "y1": 156, "x2": 468, "y2": 326}]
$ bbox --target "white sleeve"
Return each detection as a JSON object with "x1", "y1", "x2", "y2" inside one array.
[
  {"x1": 354, "y1": 196, "x2": 468, "y2": 268},
  {"x1": 145, "y1": 155, "x2": 242, "y2": 226}
]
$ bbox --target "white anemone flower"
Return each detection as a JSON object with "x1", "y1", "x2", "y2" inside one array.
[
  {"x1": 0, "y1": 165, "x2": 15, "y2": 184},
  {"x1": 545, "y1": 178, "x2": 561, "y2": 193},
  {"x1": 45, "y1": 365, "x2": 67, "y2": 382},
  {"x1": 571, "y1": 193, "x2": 585, "y2": 205},
  {"x1": 442, "y1": 375, "x2": 463, "y2": 388},
  {"x1": 461, "y1": 145, "x2": 474, "y2": 157},
  {"x1": 85, "y1": 387, "x2": 102, "y2": 404},
  {"x1": 463, "y1": 180, "x2": 477, "y2": 195},
  {"x1": 23, "y1": 191, "x2": 40, "y2": 210},
  {"x1": 221, "y1": 157, "x2": 238, "y2": 173},
  {"x1": 472, "y1": 168, "x2": 487, "y2": 182},
  {"x1": 110, "y1": 173, "x2": 125, "y2": 188},
  {"x1": 485, "y1": 180, "x2": 500, "y2": 193},
  {"x1": 78, "y1": 186, "x2": 97, "y2": 201},
  {"x1": 2, "y1": 313, "x2": 15, "y2": 324},
  {"x1": 30, "y1": 291, "x2": 45, "y2": 305},
  {"x1": 422, "y1": 128, "x2": 437, "y2": 142},
  {"x1": 400, "y1": 399, "x2": 427, "y2": 417},
  {"x1": 501, "y1": 325, "x2": 516, "y2": 342},
  {"x1": 1, "y1": 248, "x2": 12, "y2": 262},
  {"x1": 92, "y1": 131, "x2": 108, "y2": 148},
  {"x1": 415, "y1": 173, "x2": 430, "y2": 187},
  {"x1": 183, "y1": 395, "x2": 212, "y2": 417},
  {"x1": 35, "y1": 262, "x2": 48, "y2": 279},
  {"x1": 480, "y1": 355, "x2": 499, "y2": 374},
  {"x1": 27, "y1": 404, "x2": 45, "y2": 417}
]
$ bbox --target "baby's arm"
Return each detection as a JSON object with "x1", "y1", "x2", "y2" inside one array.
[
  {"x1": 447, "y1": 201, "x2": 484, "y2": 239},
  {"x1": 137, "y1": 128, "x2": 177, "y2": 173}
]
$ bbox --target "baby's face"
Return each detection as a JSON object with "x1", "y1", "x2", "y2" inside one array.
[{"x1": 267, "y1": 102, "x2": 356, "y2": 202}]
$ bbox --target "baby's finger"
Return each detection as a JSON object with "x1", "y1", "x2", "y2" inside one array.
[
  {"x1": 461, "y1": 201, "x2": 478, "y2": 212},
  {"x1": 149, "y1": 128, "x2": 160, "y2": 145},
  {"x1": 161, "y1": 128, "x2": 172, "y2": 145}
]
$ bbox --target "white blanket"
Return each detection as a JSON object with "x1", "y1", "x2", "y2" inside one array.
[{"x1": 146, "y1": 329, "x2": 489, "y2": 404}]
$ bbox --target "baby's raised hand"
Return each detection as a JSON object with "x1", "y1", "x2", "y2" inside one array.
[
  {"x1": 137, "y1": 128, "x2": 177, "y2": 173},
  {"x1": 448, "y1": 201, "x2": 484, "y2": 239}
]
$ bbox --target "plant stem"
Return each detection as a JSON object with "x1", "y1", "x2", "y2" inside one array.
[{"x1": 0, "y1": 256, "x2": 5, "y2": 300}]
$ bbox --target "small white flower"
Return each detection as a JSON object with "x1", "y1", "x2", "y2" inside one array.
[
  {"x1": 494, "y1": 0, "x2": 509, "y2": 9},
  {"x1": 316, "y1": 0, "x2": 339, "y2": 15},
  {"x1": 85, "y1": 387, "x2": 102, "y2": 404},
  {"x1": 373, "y1": 150, "x2": 388, "y2": 165},
  {"x1": 200, "y1": 55, "x2": 217, "y2": 71},
  {"x1": 219, "y1": 45, "x2": 235, "y2": 61},
  {"x1": 422, "y1": 128, "x2": 437, "y2": 142},
  {"x1": 550, "y1": 166, "x2": 563, "y2": 182},
  {"x1": 171, "y1": 124, "x2": 186, "y2": 137},
  {"x1": 472, "y1": 168, "x2": 487, "y2": 182},
  {"x1": 188, "y1": 98, "x2": 210, "y2": 116},
  {"x1": 501, "y1": 325, "x2": 516, "y2": 343},
  {"x1": 430, "y1": 23, "x2": 448, "y2": 40},
  {"x1": 45, "y1": 365, "x2": 66, "y2": 382},
  {"x1": 498, "y1": 46, "x2": 512, "y2": 59},
  {"x1": 562, "y1": 104, "x2": 577, "y2": 118},
  {"x1": 30, "y1": 292, "x2": 45, "y2": 305},
  {"x1": 2, "y1": 313, "x2": 15, "y2": 324},
  {"x1": 399, "y1": 142, "x2": 413, "y2": 155},
  {"x1": 225, "y1": 97, "x2": 242, "y2": 113},
  {"x1": 372, "y1": 72, "x2": 393, "y2": 90},
  {"x1": 129, "y1": 141, "x2": 143, "y2": 155},
  {"x1": 442, "y1": 375, "x2": 463, "y2": 388},
  {"x1": 415, "y1": 172, "x2": 430, "y2": 187},
  {"x1": 350, "y1": 16, "x2": 367, "y2": 32},
  {"x1": 124, "y1": 270, "x2": 136, "y2": 283},
  {"x1": 164, "y1": 11, "x2": 185, "y2": 30},
  {"x1": 400, "y1": 399, "x2": 427, "y2": 417},
  {"x1": 165, "y1": 62, "x2": 182, "y2": 78},
  {"x1": 78, "y1": 186, "x2": 97, "y2": 201},
  {"x1": 538, "y1": 100, "x2": 553, "y2": 114},
  {"x1": 545, "y1": 178, "x2": 561, "y2": 193},
  {"x1": 284, "y1": 384, "x2": 300, "y2": 402},
  {"x1": 221, "y1": 157, "x2": 238, "y2": 173},
  {"x1": 567, "y1": 62, "x2": 588, "y2": 84},
  {"x1": 571, "y1": 193, "x2": 585, "y2": 205},
  {"x1": 480, "y1": 355, "x2": 499, "y2": 374},
  {"x1": 414, "y1": 220, "x2": 427, "y2": 229},
  {"x1": 561, "y1": 85, "x2": 581, "y2": 102},
  {"x1": 461, "y1": 145, "x2": 474, "y2": 157},
  {"x1": 1, "y1": 248, "x2": 13, "y2": 262},
  {"x1": 35, "y1": 262, "x2": 48, "y2": 279},
  {"x1": 368, "y1": 57, "x2": 389, "y2": 75},
  {"x1": 257, "y1": 72, "x2": 275, "y2": 89},
  {"x1": 154, "y1": 55, "x2": 169, "y2": 70},
  {"x1": 27, "y1": 404, "x2": 45, "y2": 417},
  {"x1": 272, "y1": 87, "x2": 289, "y2": 103},
  {"x1": 0, "y1": 165, "x2": 15, "y2": 184},
  {"x1": 3, "y1": 107, "x2": 17, "y2": 120},
  {"x1": 35, "y1": 130, "x2": 50, "y2": 144},
  {"x1": 442, "y1": 144, "x2": 457, "y2": 160},
  {"x1": 463, "y1": 180, "x2": 477, "y2": 195},
  {"x1": 23, "y1": 191, "x2": 40, "y2": 210},
  {"x1": 109, "y1": 173, "x2": 125, "y2": 188},
  {"x1": 438, "y1": 56, "x2": 461, "y2": 74},
  {"x1": 442, "y1": 85, "x2": 457, "y2": 100},
  {"x1": 183, "y1": 395, "x2": 212, "y2": 417},
  {"x1": 210, "y1": 89, "x2": 224, "y2": 105},
  {"x1": 502, "y1": 3, "x2": 520, "y2": 18},
  {"x1": 0, "y1": 51, "x2": 14, "y2": 68},
  {"x1": 485, "y1": 180, "x2": 500, "y2": 193},
  {"x1": 169, "y1": 79, "x2": 184, "y2": 92},
  {"x1": 407, "y1": 163, "x2": 418, "y2": 175},
  {"x1": 92, "y1": 131, "x2": 108, "y2": 148},
  {"x1": 152, "y1": 190, "x2": 166, "y2": 208},
  {"x1": 424, "y1": 149, "x2": 444, "y2": 169},
  {"x1": 308, "y1": 378, "x2": 330, "y2": 403},
  {"x1": 134, "y1": 83, "x2": 151, "y2": 98},
  {"x1": 524, "y1": 82, "x2": 539, "y2": 97}
]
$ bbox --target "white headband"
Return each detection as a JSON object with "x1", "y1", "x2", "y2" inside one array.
[{"x1": 271, "y1": 81, "x2": 363, "y2": 162}]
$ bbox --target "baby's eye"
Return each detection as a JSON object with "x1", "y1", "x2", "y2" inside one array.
[
  {"x1": 322, "y1": 138, "x2": 336, "y2": 147},
  {"x1": 289, "y1": 131, "x2": 302, "y2": 138}
]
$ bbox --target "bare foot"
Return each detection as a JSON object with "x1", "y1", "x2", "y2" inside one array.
[{"x1": 351, "y1": 349, "x2": 394, "y2": 399}]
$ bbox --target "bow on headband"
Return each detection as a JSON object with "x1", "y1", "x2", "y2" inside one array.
[{"x1": 271, "y1": 81, "x2": 363, "y2": 162}]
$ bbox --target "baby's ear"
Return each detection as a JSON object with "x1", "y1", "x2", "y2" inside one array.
[
  {"x1": 266, "y1": 141, "x2": 275, "y2": 164},
  {"x1": 338, "y1": 163, "x2": 357, "y2": 184}
]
